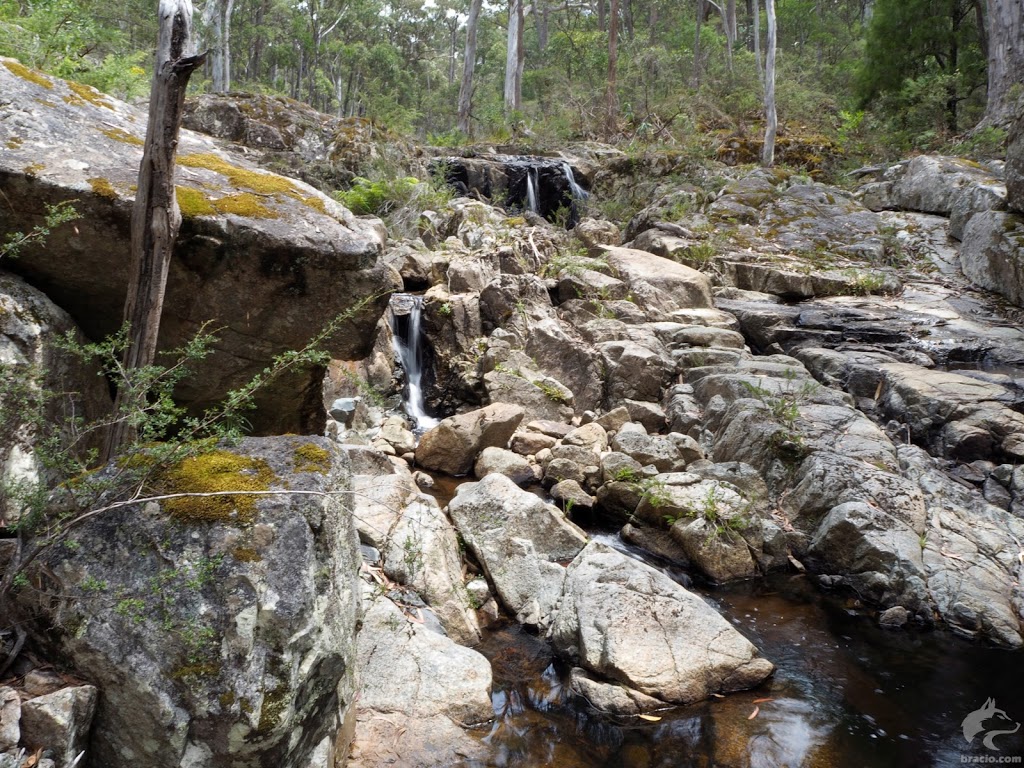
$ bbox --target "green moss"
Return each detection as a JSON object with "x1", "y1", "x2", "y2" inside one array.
[
  {"x1": 23, "y1": 163, "x2": 44, "y2": 178},
  {"x1": 101, "y1": 127, "x2": 144, "y2": 146},
  {"x1": 33, "y1": 98, "x2": 56, "y2": 108},
  {"x1": 179, "y1": 152, "x2": 297, "y2": 195},
  {"x1": 88, "y1": 177, "x2": 118, "y2": 199},
  {"x1": 219, "y1": 691, "x2": 237, "y2": 708},
  {"x1": 65, "y1": 81, "x2": 114, "y2": 110},
  {"x1": 293, "y1": 442, "x2": 330, "y2": 473},
  {"x1": 160, "y1": 449, "x2": 276, "y2": 524},
  {"x1": 170, "y1": 663, "x2": 221, "y2": 680},
  {"x1": 4, "y1": 60, "x2": 53, "y2": 89},
  {"x1": 258, "y1": 686, "x2": 289, "y2": 733},
  {"x1": 302, "y1": 195, "x2": 327, "y2": 214},
  {"x1": 175, "y1": 186, "x2": 217, "y2": 217},
  {"x1": 215, "y1": 193, "x2": 277, "y2": 218}
]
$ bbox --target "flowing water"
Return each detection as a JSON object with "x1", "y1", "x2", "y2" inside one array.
[
  {"x1": 562, "y1": 162, "x2": 589, "y2": 202},
  {"x1": 462, "y1": 531, "x2": 1024, "y2": 768},
  {"x1": 389, "y1": 294, "x2": 439, "y2": 431},
  {"x1": 526, "y1": 169, "x2": 540, "y2": 215}
]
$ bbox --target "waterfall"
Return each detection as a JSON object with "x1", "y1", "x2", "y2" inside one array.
[
  {"x1": 525, "y1": 168, "x2": 539, "y2": 214},
  {"x1": 389, "y1": 294, "x2": 439, "y2": 432},
  {"x1": 562, "y1": 162, "x2": 589, "y2": 201}
]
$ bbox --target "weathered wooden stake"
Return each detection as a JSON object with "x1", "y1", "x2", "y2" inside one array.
[{"x1": 103, "y1": 0, "x2": 206, "y2": 461}]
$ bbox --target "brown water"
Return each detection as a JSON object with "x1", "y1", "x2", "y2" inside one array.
[{"x1": 462, "y1": 542, "x2": 1024, "y2": 768}]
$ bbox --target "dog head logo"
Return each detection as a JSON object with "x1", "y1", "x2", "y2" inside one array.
[{"x1": 962, "y1": 698, "x2": 1021, "y2": 751}]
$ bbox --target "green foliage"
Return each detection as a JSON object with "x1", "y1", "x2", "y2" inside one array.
[
  {"x1": 1, "y1": 201, "x2": 80, "y2": 260},
  {"x1": 334, "y1": 174, "x2": 451, "y2": 238}
]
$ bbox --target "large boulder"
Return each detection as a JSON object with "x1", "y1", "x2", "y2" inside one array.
[
  {"x1": 348, "y1": 587, "x2": 492, "y2": 768},
  {"x1": 891, "y1": 155, "x2": 1001, "y2": 215},
  {"x1": 447, "y1": 473, "x2": 588, "y2": 627},
  {"x1": 549, "y1": 542, "x2": 773, "y2": 705},
  {"x1": 0, "y1": 58, "x2": 400, "y2": 434},
  {"x1": 1009, "y1": 114, "x2": 1024, "y2": 212},
  {"x1": 26, "y1": 437, "x2": 361, "y2": 768},
  {"x1": 415, "y1": 403, "x2": 525, "y2": 475},
  {"x1": 959, "y1": 211, "x2": 1024, "y2": 307},
  {"x1": 0, "y1": 272, "x2": 110, "y2": 526},
  {"x1": 600, "y1": 246, "x2": 713, "y2": 314}
]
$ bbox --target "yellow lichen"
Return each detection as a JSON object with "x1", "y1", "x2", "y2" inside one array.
[
  {"x1": 33, "y1": 98, "x2": 55, "y2": 108},
  {"x1": 293, "y1": 442, "x2": 330, "y2": 473},
  {"x1": 176, "y1": 186, "x2": 217, "y2": 217},
  {"x1": 232, "y1": 546, "x2": 262, "y2": 563},
  {"x1": 302, "y1": 195, "x2": 327, "y2": 214},
  {"x1": 160, "y1": 450, "x2": 276, "y2": 524},
  {"x1": 179, "y1": 152, "x2": 297, "y2": 195},
  {"x1": 23, "y1": 163, "x2": 44, "y2": 178},
  {"x1": 65, "y1": 81, "x2": 114, "y2": 110},
  {"x1": 101, "y1": 127, "x2": 144, "y2": 146},
  {"x1": 5, "y1": 137, "x2": 22, "y2": 150},
  {"x1": 3, "y1": 60, "x2": 53, "y2": 89},
  {"x1": 215, "y1": 193, "x2": 277, "y2": 218},
  {"x1": 88, "y1": 177, "x2": 118, "y2": 199}
]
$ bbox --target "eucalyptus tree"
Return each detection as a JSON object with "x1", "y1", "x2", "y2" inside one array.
[{"x1": 982, "y1": 0, "x2": 1024, "y2": 128}]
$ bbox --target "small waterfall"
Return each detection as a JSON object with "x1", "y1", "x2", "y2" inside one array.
[
  {"x1": 562, "y1": 162, "x2": 589, "y2": 201},
  {"x1": 389, "y1": 294, "x2": 439, "y2": 432},
  {"x1": 525, "y1": 168, "x2": 539, "y2": 214}
]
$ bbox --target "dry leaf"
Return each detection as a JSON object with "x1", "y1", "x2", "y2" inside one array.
[
  {"x1": 748, "y1": 706, "x2": 760, "y2": 720},
  {"x1": 752, "y1": 697, "x2": 775, "y2": 704},
  {"x1": 710, "y1": 693, "x2": 725, "y2": 698},
  {"x1": 637, "y1": 714, "x2": 662, "y2": 722}
]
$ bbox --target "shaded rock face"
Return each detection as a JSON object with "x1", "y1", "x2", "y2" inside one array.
[
  {"x1": 0, "y1": 58, "x2": 400, "y2": 435},
  {"x1": 959, "y1": 211, "x2": 1024, "y2": 306},
  {"x1": 27, "y1": 437, "x2": 361, "y2": 768},
  {"x1": 432, "y1": 155, "x2": 588, "y2": 223},
  {"x1": 0, "y1": 272, "x2": 111, "y2": 526},
  {"x1": 1009, "y1": 114, "x2": 1024, "y2": 213}
]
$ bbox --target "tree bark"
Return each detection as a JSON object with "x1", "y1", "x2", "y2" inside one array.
[
  {"x1": 458, "y1": 0, "x2": 483, "y2": 133},
  {"x1": 504, "y1": 0, "x2": 523, "y2": 111},
  {"x1": 203, "y1": 0, "x2": 232, "y2": 92},
  {"x1": 719, "y1": 0, "x2": 734, "y2": 72},
  {"x1": 104, "y1": 0, "x2": 205, "y2": 461},
  {"x1": 753, "y1": 0, "x2": 762, "y2": 83},
  {"x1": 692, "y1": 0, "x2": 705, "y2": 88},
  {"x1": 982, "y1": 0, "x2": 1024, "y2": 128},
  {"x1": 762, "y1": 0, "x2": 777, "y2": 166},
  {"x1": 606, "y1": 0, "x2": 620, "y2": 136}
]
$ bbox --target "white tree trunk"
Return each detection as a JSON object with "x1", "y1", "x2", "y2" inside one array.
[
  {"x1": 982, "y1": 0, "x2": 1024, "y2": 128},
  {"x1": 753, "y1": 0, "x2": 762, "y2": 83},
  {"x1": 203, "y1": 0, "x2": 232, "y2": 92},
  {"x1": 458, "y1": 0, "x2": 483, "y2": 133},
  {"x1": 504, "y1": 0, "x2": 523, "y2": 111},
  {"x1": 762, "y1": 0, "x2": 777, "y2": 167}
]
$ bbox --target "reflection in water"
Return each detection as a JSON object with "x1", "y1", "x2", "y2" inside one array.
[{"x1": 468, "y1": 570, "x2": 1024, "y2": 767}]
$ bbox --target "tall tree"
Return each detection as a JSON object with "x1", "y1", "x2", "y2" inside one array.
[
  {"x1": 458, "y1": 0, "x2": 483, "y2": 133},
  {"x1": 692, "y1": 0, "x2": 705, "y2": 88},
  {"x1": 762, "y1": 0, "x2": 777, "y2": 166},
  {"x1": 606, "y1": 0, "x2": 620, "y2": 135},
  {"x1": 202, "y1": 0, "x2": 234, "y2": 91},
  {"x1": 982, "y1": 0, "x2": 1024, "y2": 127},
  {"x1": 106, "y1": 0, "x2": 205, "y2": 459},
  {"x1": 504, "y1": 0, "x2": 524, "y2": 111}
]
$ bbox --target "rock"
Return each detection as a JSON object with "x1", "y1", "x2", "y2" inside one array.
[
  {"x1": 329, "y1": 397, "x2": 360, "y2": 427},
  {"x1": 0, "y1": 273, "x2": 110, "y2": 526},
  {"x1": 1009, "y1": 116, "x2": 1024, "y2": 212},
  {"x1": 483, "y1": 370, "x2": 574, "y2": 424},
  {"x1": 959, "y1": 211, "x2": 1024, "y2": 306},
  {"x1": 550, "y1": 480, "x2": 595, "y2": 512},
  {"x1": 19, "y1": 685, "x2": 98, "y2": 767},
  {"x1": 550, "y1": 542, "x2": 773, "y2": 705},
  {"x1": 594, "y1": 406, "x2": 631, "y2": 433},
  {"x1": 378, "y1": 415, "x2": 416, "y2": 454},
  {"x1": 448, "y1": 474, "x2": 588, "y2": 627},
  {"x1": 879, "y1": 606, "x2": 910, "y2": 629},
  {"x1": 600, "y1": 246, "x2": 714, "y2": 315},
  {"x1": 415, "y1": 403, "x2": 525, "y2": 475},
  {"x1": 474, "y1": 446, "x2": 535, "y2": 486},
  {"x1": 598, "y1": 339, "x2": 672, "y2": 404},
  {"x1": 595, "y1": 481, "x2": 644, "y2": 522},
  {"x1": 949, "y1": 178, "x2": 1007, "y2": 240},
  {"x1": 0, "y1": 59, "x2": 399, "y2": 434},
  {"x1": 568, "y1": 669, "x2": 664, "y2": 715},
  {"x1": 600, "y1": 452, "x2": 644, "y2": 483},
  {"x1": 0, "y1": 687, "x2": 19, "y2": 751},
  {"x1": 560, "y1": 423, "x2": 608, "y2": 453},
  {"x1": 527, "y1": 420, "x2": 574, "y2": 439},
  {"x1": 509, "y1": 431, "x2": 556, "y2": 455},
  {"x1": 29, "y1": 437, "x2": 361, "y2": 767},
  {"x1": 349, "y1": 586, "x2": 492, "y2": 768},
  {"x1": 892, "y1": 155, "x2": 1000, "y2": 215},
  {"x1": 610, "y1": 424, "x2": 691, "y2": 472},
  {"x1": 573, "y1": 217, "x2": 622, "y2": 251}
]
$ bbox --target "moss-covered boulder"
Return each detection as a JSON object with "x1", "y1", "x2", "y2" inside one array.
[
  {"x1": 24, "y1": 437, "x2": 361, "y2": 768},
  {"x1": 0, "y1": 57, "x2": 401, "y2": 434}
]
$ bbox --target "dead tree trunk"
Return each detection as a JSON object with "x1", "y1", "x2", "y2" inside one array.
[
  {"x1": 606, "y1": 0, "x2": 620, "y2": 136},
  {"x1": 762, "y1": 0, "x2": 777, "y2": 166},
  {"x1": 104, "y1": 0, "x2": 206, "y2": 461},
  {"x1": 458, "y1": 0, "x2": 483, "y2": 133}
]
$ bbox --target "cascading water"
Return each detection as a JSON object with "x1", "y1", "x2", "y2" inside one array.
[
  {"x1": 389, "y1": 294, "x2": 439, "y2": 432},
  {"x1": 562, "y1": 162, "x2": 589, "y2": 201},
  {"x1": 525, "y1": 168, "x2": 539, "y2": 214}
]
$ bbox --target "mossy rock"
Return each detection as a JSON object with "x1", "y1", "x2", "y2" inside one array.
[{"x1": 160, "y1": 449, "x2": 278, "y2": 524}]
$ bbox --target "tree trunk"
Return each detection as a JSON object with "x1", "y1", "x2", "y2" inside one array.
[
  {"x1": 762, "y1": 0, "x2": 777, "y2": 167},
  {"x1": 982, "y1": 0, "x2": 1024, "y2": 128},
  {"x1": 719, "y1": 0, "x2": 734, "y2": 72},
  {"x1": 606, "y1": 0, "x2": 620, "y2": 136},
  {"x1": 538, "y1": 0, "x2": 549, "y2": 50},
  {"x1": 692, "y1": 0, "x2": 705, "y2": 88},
  {"x1": 203, "y1": 0, "x2": 232, "y2": 92},
  {"x1": 598, "y1": 0, "x2": 606, "y2": 31},
  {"x1": 753, "y1": 0, "x2": 762, "y2": 83},
  {"x1": 504, "y1": 0, "x2": 523, "y2": 112},
  {"x1": 458, "y1": 0, "x2": 483, "y2": 133},
  {"x1": 104, "y1": 0, "x2": 205, "y2": 461}
]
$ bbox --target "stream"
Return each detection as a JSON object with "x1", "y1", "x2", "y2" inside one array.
[{"x1": 450, "y1": 528, "x2": 1024, "y2": 768}]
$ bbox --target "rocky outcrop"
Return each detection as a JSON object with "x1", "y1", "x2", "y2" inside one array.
[
  {"x1": 0, "y1": 58, "x2": 400, "y2": 434},
  {"x1": 959, "y1": 211, "x2": 1024, "y2": 306},
  {"x1": 0, "y1": 272, "x2": 110, "y2": 526},
  {"x1": 549, "y1": 542, "x2": 774, "y2": 706},
  {"x1": 26, "y1": 437, "x2": 361, "y2": 767},
  {"x1": 415, "y1": 403, "x2": 524, "y2": 475}
]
